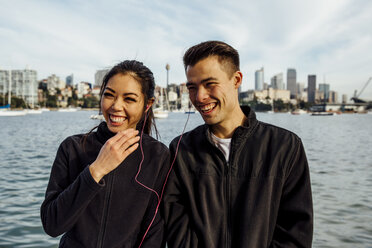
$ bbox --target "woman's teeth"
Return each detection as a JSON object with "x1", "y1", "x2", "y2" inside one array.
[{"x1": 110, "y1": 115, "x2": 125, "y2": 123}]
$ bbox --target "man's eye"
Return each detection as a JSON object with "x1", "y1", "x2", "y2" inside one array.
[
  {"x1": 206, "y1": 82, "x2": 216, "y2": 87},
  {"x1": 126, "y1": 97, "x2": 136, "y2": 102}
]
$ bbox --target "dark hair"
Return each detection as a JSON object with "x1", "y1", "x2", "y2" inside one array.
[
  {"x1": 183, "y1": 40, "x2": 240, "y2": 77},
  {"x1": 99, "y1": 60, "x2": 158, "y2": 137}
]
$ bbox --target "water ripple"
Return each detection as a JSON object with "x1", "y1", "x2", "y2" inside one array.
[{"x1": 1, "y1": 111, "x2": 371, "y2": 247}]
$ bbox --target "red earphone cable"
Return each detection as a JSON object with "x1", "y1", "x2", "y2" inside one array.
[{"x1": 136, "y1": 110, "x2": 191, "y2": 248}]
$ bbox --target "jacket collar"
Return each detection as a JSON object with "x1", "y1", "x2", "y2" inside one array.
[
  {"x1": 96, "y1": 121, "x2": 116, "y2": 144},
  {"x1": 204, "y1": 105, "x2": 258, "y2": 143}
]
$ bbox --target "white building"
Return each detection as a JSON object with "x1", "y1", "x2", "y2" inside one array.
[
  {"x1": 0, "y1": 69, "x2": 38, "y2": 107},
  {"x1": 46, "y1": 74, "x2": 65, "y2": 94},
  {"x1": 271, "y1": 73, "x2": 284, "y2": 90},
  {"x1": 255, "y1": 88, "x2": 291, "y2": 102},
  {"x1": 0, "y1": 70, "x2": 11, "y2": 97},
  {"x1": 77, "y1": 82, "x2": 91, "y2": 98}
]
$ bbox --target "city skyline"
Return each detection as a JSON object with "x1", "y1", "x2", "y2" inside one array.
[{"x1": 1, "y1": 0, "x2": 371, "y2": 99}]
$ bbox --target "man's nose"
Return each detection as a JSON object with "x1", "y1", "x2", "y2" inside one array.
[{"x1": 195, "y1": 87, "x2": 208, "y2": 103}]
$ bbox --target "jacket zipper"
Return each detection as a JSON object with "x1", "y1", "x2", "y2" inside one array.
[
  {"x1": 225, "y1": 162, "x2": 231, "y2": 248},
  {"x1": 96, "y1": 173, "x2": 114, "y2": 248}
]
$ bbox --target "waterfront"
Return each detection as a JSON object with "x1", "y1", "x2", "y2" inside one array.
[{"x1": 0, "y1": 111, "x2": 371, "y2": 247}]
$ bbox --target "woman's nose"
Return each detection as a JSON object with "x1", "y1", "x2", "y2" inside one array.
[{"x1": 111, "y1": 98, "x2": 124, "y2": 110}]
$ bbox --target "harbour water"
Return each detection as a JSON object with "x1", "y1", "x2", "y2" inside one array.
[{"x1": 0, "y1": 111, "x2": 371, "y2": 247}]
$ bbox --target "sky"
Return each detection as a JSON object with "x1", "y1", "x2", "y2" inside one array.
[{"x1": 1, "y1": 0, "x2": 372, "y2": 100}]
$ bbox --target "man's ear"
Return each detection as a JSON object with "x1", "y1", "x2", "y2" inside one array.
[{"x1": 234, "y1": 71, "x2": 243, "y2": 89}]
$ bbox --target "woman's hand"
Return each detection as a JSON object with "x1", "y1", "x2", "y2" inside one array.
[{"x1": 89, "y1": 128, "x2": 140, "y2": 183}]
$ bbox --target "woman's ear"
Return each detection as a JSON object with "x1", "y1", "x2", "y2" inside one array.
[{"x1": 145, "y1": 98, "x2": 155, "y2": 112}]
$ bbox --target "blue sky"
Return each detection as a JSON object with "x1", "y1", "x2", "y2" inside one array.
[{"x1": 1, "y1": 0, "x2": 371, "y2": 99}]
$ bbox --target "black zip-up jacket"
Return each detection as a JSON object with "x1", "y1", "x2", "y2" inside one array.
[
  {"x1": 163, "y1": 107, "x2": 313, "y2": 247},
  {"x1": 41, "y1": 122, "x2": 170, "y2": 248}
]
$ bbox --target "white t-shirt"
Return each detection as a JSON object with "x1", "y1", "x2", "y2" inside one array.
[{"x1": 210, "y1": 131, "x2": 232, "y2": 162}]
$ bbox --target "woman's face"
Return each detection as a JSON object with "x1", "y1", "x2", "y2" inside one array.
[{"x1": 101, "y1": 73, "x2": 145, "y2": 133}]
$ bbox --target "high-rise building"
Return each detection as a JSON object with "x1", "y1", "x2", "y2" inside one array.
[
  {"x1": 329, "y1": 91, "x2": 338, "y2": 103},
  {"x1": 287, "y1": 68, "x2": 297, "y2": 99},
  {"x1": 0, "y1": 70, "x2": 11, "y2": 97},
  {"x1": 95, "y1": 69, "x2": 109, "y2": 87},
  {"x1": 1, "y1": 69, "x2": 38, "y2": 107},
  {"x1": 296, "y1": 82, "x2": 305, "y2": 99},
  {"x1": 307, "y1": 75, "x2": 316, "y2": 103},
  {"x1": 319, "y1": 83, "x2": 330, "y2": 102},
  {"x1": 66, "y1": 74, "x2": 74, "y2": 87},
  {"x1": 342, "y1": 94, "x2": 348, "y2": 104},
  {"x1": 255, "y1": 67, "x2": 264, "y2": 91},
  {"x1": 271, "y1": 73, "x2": 284, "y2": 90},
  {"x1": 46, "y1": 74, "x2": 65, "y2": 91}
]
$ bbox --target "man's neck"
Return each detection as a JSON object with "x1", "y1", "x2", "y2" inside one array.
[{"x1": 210, "y1": 109, "x2": 246, "y2": 139}]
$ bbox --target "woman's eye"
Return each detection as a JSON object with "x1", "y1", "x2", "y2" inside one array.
[{"x1": 103, "y1": 92, "x2": 114, "y2": 97}]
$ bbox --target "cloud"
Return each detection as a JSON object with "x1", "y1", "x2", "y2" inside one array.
[{"x1": 0, "y1": 0, "x2": 371, "y2": 98}]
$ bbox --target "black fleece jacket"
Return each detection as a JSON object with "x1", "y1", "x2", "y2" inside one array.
[
  {"x1": 163, "y1": 106, "x2": 313, "y2": 248},
  {"x1": 41, "y1": 122, "x2": 170, "y2": 248}
]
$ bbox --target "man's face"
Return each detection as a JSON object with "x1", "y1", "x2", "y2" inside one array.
[{"x1": 186, "y1": 56, "x2": 241, "y2": 127}]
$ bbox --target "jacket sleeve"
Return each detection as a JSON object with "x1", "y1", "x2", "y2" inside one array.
[
  {"x1": 270, "y1": 138, "x2": 313, "y2": 248},
  {"x1": 40, "y1": 139, "x2": 104, "y2": 237},
  {"x1": 162, "y1": 141, "x2": 199, "y2": 248},
  {"x1": 137, "y1": 146, "x2": 170, "y2": 248}
]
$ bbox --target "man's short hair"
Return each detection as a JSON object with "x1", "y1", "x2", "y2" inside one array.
[{"x1": 183, "y1": 40, "x2": 240, "y2": 78}]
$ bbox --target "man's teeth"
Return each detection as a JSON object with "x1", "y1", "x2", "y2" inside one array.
[
  {"x1": 200, "y1": 103, "x2": 216, "y2": 112},
  {"x1": 110, "y1": 115, "x2": 125, "y2": 123}
]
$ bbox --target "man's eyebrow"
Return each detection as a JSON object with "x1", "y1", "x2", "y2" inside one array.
[{"x1": 186, "y1": 77, "x2": 218, "y2": 86}]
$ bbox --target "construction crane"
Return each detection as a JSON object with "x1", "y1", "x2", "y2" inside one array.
[{"x1": 351, "y1": 77, "x2": 372, "y2": 103}]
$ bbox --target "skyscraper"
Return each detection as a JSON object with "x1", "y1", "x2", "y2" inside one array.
[
  {"x1": 308, "y1": 75, "x2": 316, "y2": 103},
  {"x1": 319, "y1": 83, "x2": 330, "y2": 102},
  {"x1": 95, "y1": 69, "x2": 109, "y2": 87},
  {"x1": 287, "y1": 68, "x2": 297, "y2": 99},
  {"x1": 271, "y1": 73, "x2": 284, "y2": 90},
  {"x1": 255, "y1": 67, "x2": 264, "y2": 91},
  {"x1": 66, "y1": 74, "x2": 74, "y2": 87}
]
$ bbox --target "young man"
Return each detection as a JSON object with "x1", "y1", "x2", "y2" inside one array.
[{"x1": 163, "y1": 41, "x2": 313, "y2": 247}]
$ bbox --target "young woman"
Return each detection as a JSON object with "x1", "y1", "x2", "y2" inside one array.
[{"x1": 41, "y1": 60, "x2": 169, "y2": 247}]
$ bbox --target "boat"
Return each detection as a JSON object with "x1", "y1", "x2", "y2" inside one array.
[
  {"x1": 311, "y1": 112, "x2": 335, "y2": 116},
  {"x1": 0, "y1": 75, "x2": 27, "y2": 117},
  {"x1": 291, "y1": 109, "x2": 308, "y2": 115},
  {"x1": 58, "y1": 107, "x2": 79, "y2": 112},
  {"x1": 25, "y1": 109, "x2": 42, "y2": 114},
  {"x1": 153, "y1": 108, "x2": 169, "y2": 119},
  {"x1": 40, "y1": 108, "x2": 50, "y2": 112},
  {"x1": 90, "y1": 114, "x2": 104, "y2": 120},
  {"x1": 154, "y1": 87, "x2": 169, "y2": 119},
  {"x1": 0, "y1": 109, "x2": 27, "y2": 116}
]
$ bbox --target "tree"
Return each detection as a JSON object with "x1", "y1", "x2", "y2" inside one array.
[
  {"x1": 46, "y1": 94, "x2": 57, "y2": 107},
  {"x1": 82, "y1": 96, "x2": 99, "y2": 108}
]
